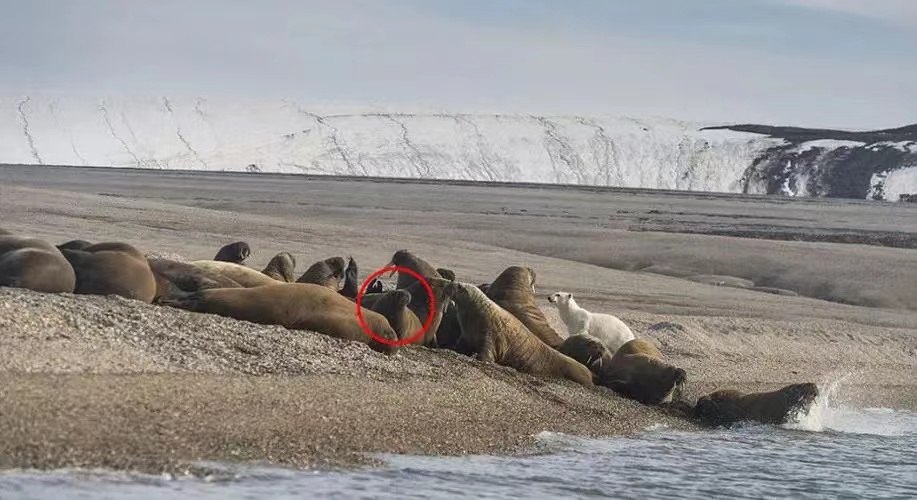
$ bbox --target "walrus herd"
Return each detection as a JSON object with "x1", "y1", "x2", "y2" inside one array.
[{"x1": 0, "y1": 231, "x2": 820, "y2": 429}]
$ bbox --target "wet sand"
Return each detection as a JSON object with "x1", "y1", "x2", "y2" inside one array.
[{"x1": 0, "y1": 165, "x2": 915, "y2": 474}]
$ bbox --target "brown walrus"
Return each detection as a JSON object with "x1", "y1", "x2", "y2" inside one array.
[
  {"x1": 445, "y1": 281, "x2": 594, "y2": 387},
  {"x1": 367, "y1": 289, "x2": 423, "y2": 343},
  {"x1": 296, "y1": 256, "x2": 346, "y2": 290},
  {"x1": 147, "y1": 257, "x2": 243, "y2": 303},
  {"x1": 0, "y1": 235, "x2": 76, "y2": 293},
  {"x1": 435, "y1": 268, "x2": 456, "y2": 281},
  {"x1": 600, "y1": 338, "x2": 686, "y2": 405},
  {"x1": 361, "y1": 277, "x2": 453, "y2": 346},
  {"x1": 57, "y1": 239, "x2": 94, "y2": 251},
  {"x1": 388, "y1": 249, "x2": 442, "y2": 289},
  {"x1": 485, "y1": 266, "x2": 564, "y2": 348},
  {"x1": 694, "y1": 383, "x2": 819, "y2": 427},
  {"x1": 339, "y1": 257, "x2": 360, "y2": 299},
  {"x1": 213, "y1": 241, "x2": 251, "y2": 264},
  {"x1": 556, "y1": 334, "x2": 612, "y2": 375},
  {"x1": 162, "y1": 283, "x2": 400, "y2": 354},
  {"x1": 262, "y1": 252, "x2": 296, "y2": 282},
  {"x1": 191, "y1": 260, "x2": 281, "y2": 288},
  {"x1": 60, "y1": 242, "x2": 157, "y2": 302}
]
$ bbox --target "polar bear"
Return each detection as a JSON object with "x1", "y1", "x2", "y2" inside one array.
[{"x1": 547, "y1": 291, "x2": 635, "y2": 354}]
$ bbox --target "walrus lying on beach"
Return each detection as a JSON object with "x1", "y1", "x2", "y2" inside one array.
[
  {"x1": 487, "y1": 266, "x2": 564, "y2": 348},
  {"x1": 261, "y1": 252, "x2": 296, "y2": 282},
  {"x1": 600, "y1": 339, "x2": 686, "y2": 405},
  {"x1": 0, "y1": 235, "x2": 76, "y2": 293},
  {"x1": 557, "y1": 334, "x2": 612, "y2": 374},
  {"x1": 56, "y1": 239, "x2": 93, "y2": 251},
  {"x1": 363, "y1": 276, "x2": 454, "y2": 346},
  {"x1": 191, "y1": 260, "x2": 280, "y2": 288},
  {"x1": 296, "y1": 256, "x2": 346, "y2": 290},
  {"x1": 147, "y1": 257, "x2": 243, "y2": 302},
  {"x1": 213, "y1": 241, "x2": 251, "y2": 264},
  {"x1": 162, "y1": 282, "x2": 400, "y2": 354},
  {"x1": 60, "y1": 242, "x2": 157, "y2": 303},
  {"x1": 445, "y1": 281, "x2": 594, "y2": 387},
  {"x1": 693, "y1": 383, "x2": 819, "y2": 427},
  {"x1": 367, "y1": 289, "x2": 423, "y2": 342}
]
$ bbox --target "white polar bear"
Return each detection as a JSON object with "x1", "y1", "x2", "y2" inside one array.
[{"x1": 548, "y1": 291, "x2": 635, "y2": 354}]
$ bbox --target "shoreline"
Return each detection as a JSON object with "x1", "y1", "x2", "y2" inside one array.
[{"x1": 1, "y1": 166, "x2": 914, "y2": 474}]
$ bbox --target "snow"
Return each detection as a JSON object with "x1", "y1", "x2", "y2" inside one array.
[
  {"x1": 790, "y1": 139, "x2": 865, "y2": 154},
  {"x1": 869, "y1": 166, "x2": 917, "y2": 201},
  {"x1": 0, "y1": 94, "x2": 785, "y2": 194},
  {"x1": 867, "y1": 141, "x2": 917, "y2": 153}
]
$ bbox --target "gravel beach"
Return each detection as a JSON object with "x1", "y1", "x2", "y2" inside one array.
[{"x1": 1, "y1": 165, "x2": 915, "y2": 474}]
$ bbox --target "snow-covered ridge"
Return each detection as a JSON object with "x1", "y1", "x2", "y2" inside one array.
[{"x1": 2, "y1": 95, "x2": 915, "y2": 201}]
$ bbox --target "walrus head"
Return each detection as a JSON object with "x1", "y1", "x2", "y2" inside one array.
[
  {"x1": 262, "y1": 252, "x2": 297, "y2": 282},
  {"x1": 387, "y1": 249, "x2": 441, "y2": 287},
  {"x1": 213, "y1": 241, "x2": 251, "y2": 264},
  {"x1": 296, "y1": 256, "x2": 347, "y2": 288}
]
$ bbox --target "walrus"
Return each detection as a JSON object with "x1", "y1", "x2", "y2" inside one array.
[
  {"x1": 296, "y1": 256, "x2": 346, "y2": 290},
  {"x1": 60, "y1": 242, "x2": 157, "y2": 302},
  {"x1": 694, "y1": 383, "x2": 819, "y2": 427},
  {"x1": 359, "y1": 277, "x2": 453, "y2": 346},
  {"x1": 0, "y1": 235, "x2": 76, "y2": 293},
  {"x1": 485, "y1": 266, "x2": 564, "y2": 348},
  {"x1": 445, "y1": 282, "x2": 594, "y2": 386},
  {"x1": 600, "y1": 338, "x2": 686, "y2": 405},
  {"x1": 367, "y1": 289, "x2": 424, "y2": 342},
  {"x1": 388, "y1": 249, "x2": 442, "y2": 289},
  {"x1": 262, "y1": 252, "x2": 296, "y2": 282},
  {"x1": 57, "y1": 239, "x2": 94, "y2": 251},
  {"x1": 556, "y1": 334, "x2": 613, "y2": 374},
  {"x1": 191, "y1": 260, "x2": 281, "y2": 288},
  {"x1": 339, "y1": 257, "x2": 360, "y2": 299},
  {"x1": 162, "y1": 283, "x2": 400, "y2": 355},
  {"x1": 435, "y1": 268, "x2": 456, "y2": 281},
  {"x1": 213, "y1": 241, "x2": 251, "y2": 264},
  {"x1": 147, "y1": 257, "x2": 243, "y2": 302}
]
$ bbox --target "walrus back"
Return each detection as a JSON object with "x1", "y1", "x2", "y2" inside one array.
[{"x1": 0, "y1": 247, "x2": 76, "y2": 293}]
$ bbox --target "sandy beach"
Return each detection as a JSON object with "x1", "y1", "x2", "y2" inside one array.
[{"x1": 1, "y1": 165, "x2": 915, "y2": 475}]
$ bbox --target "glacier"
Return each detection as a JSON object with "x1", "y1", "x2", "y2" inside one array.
[{"x1": 1, "y1": 94, "x2": 915, "y2": 201}]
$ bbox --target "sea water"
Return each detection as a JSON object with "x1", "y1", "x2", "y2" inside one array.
[{"x1": 2, "y1": 380, "x2": 915, "y2": 500}]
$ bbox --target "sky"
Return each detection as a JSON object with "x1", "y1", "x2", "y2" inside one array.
[{"x1": 1, "y1": 0, "x2": 915, "y2": 129}]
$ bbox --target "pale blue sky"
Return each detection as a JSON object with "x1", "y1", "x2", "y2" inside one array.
[{"x1": 1, "y1": 0, "x2": 915, "y2": 128}]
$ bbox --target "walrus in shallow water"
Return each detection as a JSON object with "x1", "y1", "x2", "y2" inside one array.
[
  {"x1": 261, "y1": 252, "x2": 296, "y2": 282},
  {"x1": 694, "y1": 383, "x2": 819, "y2": 427},
  {"x1": 445, "y1": 282, "x2": 593, "y2": 386},
  {"x1": 163, "y1": 282, "x2": 399, "y2": 354},
  {"x1": 147, "y1": 257, "x2": 243, "y2": 302},
  {"x1": 296, "y1": 256, "x2": 346, "y2": 290},
  {"x1": 600, "y1": 338, "x2": 686, "y2": 405},
  {"x1": 367, "y1": 290, "x2": 423, "y2": 342},
  {"x1": 191, "y1": 260, "x2": 281, "y2": 288},
  {"x1": 60, "y1": 242, "x2": 157, "y2": 302},
  {"x1": 213, "y1": 241, "x2": 251, "y2": 264},
  {"x1": 339, "y1": 257, "x2": 360, "y2": 299},
  {"x1": 0, "y1": 235, "x2": 76, "y2": 293},
  {"x1": 486, "y1": 266, "x2": 564, "y2": 348}
]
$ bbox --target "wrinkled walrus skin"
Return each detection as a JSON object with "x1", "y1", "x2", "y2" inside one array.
[
  {"x1": 446, "y1": 281, "x2": 594, "y2": 387},
  {"x1": 162, "y1": 282, "x2": 401, "y2": 355},
  {"x1": 486, "y1": 265, "x2": 564, "y2": 348},
  {"x1": 694, "y1": 383, "x2": 819, "y2": 427},
  {"x1": 600, "y1": 339, "x2": 686, "y2": 405}
]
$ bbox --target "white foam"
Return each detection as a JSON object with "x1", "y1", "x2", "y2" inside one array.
[{"x1": 785, "y1": 374, "x2": 917, "y2": 436}]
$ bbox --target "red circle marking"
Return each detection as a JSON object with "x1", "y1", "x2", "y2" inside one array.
[{"x1": 356, "y1": 266, "x2": 435, "y2": 346}]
